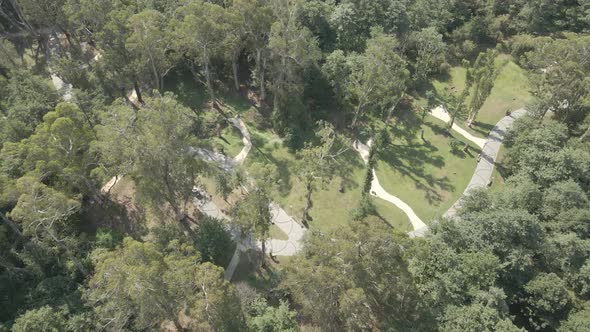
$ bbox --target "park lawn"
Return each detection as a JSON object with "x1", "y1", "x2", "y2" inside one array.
[
  {"x1": 431, "y1": 54, "x2": 531, "y2": 138},
  {"x1": 244, "y1": 125, "x2": 412, "y2": 234},
  {"x1": 376, "y1": 114, "x2": 481, "y2": 223}
]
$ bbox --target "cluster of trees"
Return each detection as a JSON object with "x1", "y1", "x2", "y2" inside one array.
[{"x1": 1, "y1": 0, "x2": 590, "y2": 331}]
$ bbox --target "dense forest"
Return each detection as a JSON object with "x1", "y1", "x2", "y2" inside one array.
[{"x1": 1, "y1": 0, "x2": 590, "y2": 331}]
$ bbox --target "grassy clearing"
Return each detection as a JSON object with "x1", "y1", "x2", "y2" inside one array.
[
  {"x1": 243, "y1": 125, "x2": 412, "y2": 234},
  {"x1": 431, "y1": 54, "x2": 531, "y2": 138},
  {"x1": 376, "y1": 113, "x2": 481, "y2": 223}
]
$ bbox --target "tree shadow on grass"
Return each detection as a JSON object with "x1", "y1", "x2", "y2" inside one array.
[
  {"x1": 248, "y1": 131, "x2": 293, "y2": 196},
  {"x1": 379, "y1": 140, "x2": 455, "y2": 206},
  {"x1": 469, "y1": 121, "x2": 495, "y2": 137}
]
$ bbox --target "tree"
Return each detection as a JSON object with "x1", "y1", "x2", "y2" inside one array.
[
  {"x1": 283, "y1": 220, "x2": 426, "y2": 330},
  {"x1": 96, "y1": 5, "x2": 144, "y2": 103},
  {"x1": 466, "y1": 49, "x2": 497, "y2": 126},
  {"x1": 232, "y1": 0, "x2": 273, "y2": 103},
  {"x1": 12, "y1": 306, "x2": 67, "y2": 332},
  {"x1": 20, "y1": 102, "x2": 100, "y2": 201},
  {"x1": 9, "y1": 177, "x2": 87, "y2": 276},
  {"x1": 87, "y1": 237, "x2": 245, "y2": 331},
  {"x1": 231, "y1": 188, "x2": 272, "y2": 263},
  {"x1": 268, "y1": 0, "x2": 321, "y2": 133},
  {"x1": 194, "y1": 216, "x2": 235, "y2": 267},
  {"x1": 174, "y1": 0, "x2": 226, "y2": 101},
  {"x1": 560, "y1": 305, "x2": 590, "y2": 332},
  {"x1": 296, "y1": 121, "x2": 347, "y2": 224},
  {"x1": 524, "y1": 273, "x2": 571, "y2": 330},
  {"x1": 126, "y1": 10, "x2": 176, "y2": 92},
  {"x1": 345, "y1": 28, "x2": 408, "y2": 128},
  {"x1": 223, "y1": 6, "x2": 247, "y2": 91},
  {"x1": 86, "y1": 238, "x2": 178, "y2": 330},
  {"x1": 411, "y1": 27, "x2": 447, "y2": 84},
  {"x1": 1, "y1": 69, "x2": 58, "y2": 142},
  {"x1": 249, "y1": 300, "x2": 298, "y2": 332},
  {"x1": 441, "y1": 302, "x2": 523, "y2": 332},
  {"x1": 96, "y1": 93, "x2": 202, "y2": 221}
]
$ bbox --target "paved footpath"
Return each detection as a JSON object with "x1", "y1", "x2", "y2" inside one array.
[
  {"x1": 352, "y1": 140, "x2": 428, "y2": 232},
  {"x1": 354, "y1": 109, "x2": 527, "y2": 238},
  {"x1": 430, "y1": 106, "x2": 487, "y2": 148},
  {"x1": 442, "y1": 109, "x2": 527, "y2": 218}
]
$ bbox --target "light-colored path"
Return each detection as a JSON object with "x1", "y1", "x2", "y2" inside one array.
[
  {"x1": 189, "y1": 116, "x2": 252, "y2": 171},
  {"x1": 352, "y1": 140, "x2": 428, "y2": 232},
  {"x1": 48, "y1": 33, "x2": 72, "y2": 100},
  {"x1": 430, "y1": 106, "x2": 487, "y2": 148},
  {"x1": 357, "y1": 108, "x2": 527, "y2": 238},
  {"x1": 194, "y1": 193, "x2": 304, "y2": 281},
  {"x1": 443, "y1": 109, "x2": 527, "y2": 218},
  {"x1": 267, "y1": 203, "x2": 305, "y2": 256}
]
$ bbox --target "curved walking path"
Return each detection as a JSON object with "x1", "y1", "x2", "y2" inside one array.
[
  {"x1": 408, "y1": 108, "x2": 528, "y2": 237},
  {"x1": 354, "y1": 108, "x2": 527, "y2": 238},
  {"x1": 443, "y1": 109, "x2": 527, "y2": 217},
  {"x1": 189, "y1": 117, "x2": 252, "y2": 170},
  {"x1": 352, "y1": 140, "x2": 428, "y2": 232},
  {"x1": 430, "y1": 106, "x2": 487, "y2": 148}
]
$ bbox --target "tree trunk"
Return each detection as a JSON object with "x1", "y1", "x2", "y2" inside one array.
[
  {"x1": 7, "y1": 0, "x2": 34, "y2": 34},
  {"x1": 261, "y1": 239, "x2": 266, "y2": 266},
  {"x1": 133, "y1": 81, "x2": 144, "y2": 105},
  {"x1": 351, "y1": 103, "x2": 363, "y2": 129},
  {"x1": 148, "y1": 51, "x2": 161, "y2": 92},
  {"x1": 204, "y1": 59, "x2": 215, "y2": 101},
  {"x1": 232, "y1": 56, "x2": 239, "y2": 92},
  {"x1": 302, "y1": 180, "x2": 313, "y2": 223},
  {"x1": 0, "y1": 212, "x2": 23, "y2": 237}
]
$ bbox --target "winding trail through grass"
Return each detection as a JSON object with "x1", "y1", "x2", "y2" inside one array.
[
  {"x1": 430, "y1": 106, "x2": 487, "y2": 148},
  {"x1": 355, "y1": 108, "x2": 527, "y2": 238},
  {"x1": 352, "y1": 140, "x2": 428, "y2": 233}
]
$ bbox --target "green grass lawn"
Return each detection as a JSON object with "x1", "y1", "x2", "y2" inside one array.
[
  {"x1": 242, "y1": 121, "x2": 412, "y2": 234},
  {"x1": 431, "y1": 53, "x2": 531, "y2": 138},
  {"x1": 375, "y1": 113, "x2": 481, "y2": 223}
]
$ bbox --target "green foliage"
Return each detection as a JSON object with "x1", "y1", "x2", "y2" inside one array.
[
  {"x1": 560, "y1": 306, "x2": 590, "y2": 332},
  {"x1": 0, "y1": 70, "x2": 58, "y2": 143},
  {"x1": 94, "y1": 227, "x2": 120, "y2": 249},
  {"x1": 96, "y1": 93, "x2": 202, "y2": 221},
  {"x1": 194, "y1": 216, "x2": 235, "y2": 267},
  {"x1": 86, "y1": 237, "x2": 245, "y2": 331},
  {"x1": 249, "y1": 299, "x2": 298, "y2": 332},
  {"x1": 284, "y1": 221, "x2": 427, "y2": 330},
  {"x1": 524, "y1": 273, "x2": 571, "y2": 330},
  {"x1": 12, "y1": 306, "x2": 67, "y2": 332}
]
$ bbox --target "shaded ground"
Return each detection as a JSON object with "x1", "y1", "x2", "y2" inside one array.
[{"x1": 376, "y1": 113, "x2": 481, "y2": 223}]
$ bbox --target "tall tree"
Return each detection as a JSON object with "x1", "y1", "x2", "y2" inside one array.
[
  {"x1": 296, "y1": 121, "x2": 347, "y2": 224},
  {"x1": 126, "y1": 10, "x2": 176, "y2": 92},
  {"x1": 9, "y1": 177, "x2": 87, "y2": 276},
  {"x1": 410, "y1": 27, "x2": 447, "y2": 84},
  {"x1": 268, "y1": 0, "x2": 321, "y2": 133},
  {"x1": 233, "y1": 0, "x2": 273, "y2": 103},
  {"x1": 96, "y1": 93, "x2": 202, "y2": 222},
  {"x1": 174, "y1": 0, "x2": 226, "y2": 101},
  {"x1": 466, "y1": 49, "x2": 497, "y2": 127},
  {"x1": 344, "y1": 28, "x2": 408, "y2": 128}
]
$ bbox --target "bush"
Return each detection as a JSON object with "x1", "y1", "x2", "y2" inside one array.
[{"x1": 194, "y1": 216, "x2": 236, "y2": 267}]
